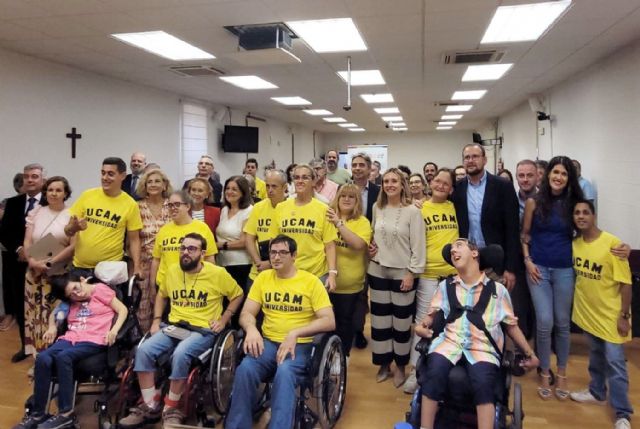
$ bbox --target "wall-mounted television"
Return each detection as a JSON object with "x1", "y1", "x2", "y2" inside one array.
[{"x1": 222, "y1": 125, "x2": 259, "y2": 153}]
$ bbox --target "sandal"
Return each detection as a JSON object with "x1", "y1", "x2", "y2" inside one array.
[
  {"x1": 555, "y1": 375, "x2": 570, "y2": 401},
  {"x1": 537, "y1": 373, "x2": 553, "y2": 400}
]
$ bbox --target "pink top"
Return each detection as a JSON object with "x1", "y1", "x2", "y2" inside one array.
[{"x1": 59, "y1": 283, "x2": 116, "y2": 346}]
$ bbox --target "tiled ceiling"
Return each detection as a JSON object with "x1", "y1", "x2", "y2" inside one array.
[{"x1": 2, "y1": 0, "x2": 640, "y2": 133}]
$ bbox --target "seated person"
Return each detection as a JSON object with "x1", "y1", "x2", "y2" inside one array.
[
  {"x1": 225, "y1": 234, "x2": 335, "y2": 429},
  {"x1": 13, "y1": 273, "x2": 128, "y2": 429},
  {"x1": 415, "y1": 239, "x2": 539, "y2": 429},
  {"x1": 119, "y1": 233, "x2": 243, "y2": 428}
]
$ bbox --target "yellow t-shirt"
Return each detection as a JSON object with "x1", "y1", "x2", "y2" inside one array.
[
  {"x1": 421, "y1": 200, "x2": 458, "y2": 279},
  {"x1": 335, "y1": 216, "x2": 372, "y2": 294},
  {"x1": 153, "y1": 220, "x2": 218, "y2": 286},
  {"x1": 243, "y1": 198, "x2": 278, "y2": 280},
  {"x1": 271, "y1": 198, "x2": 338, "y2": 277},
  {"x1": 159, "y1": 261, "x2": 243, "y2": 329},
  {"x1": 69, "y1": 188, "x2": 143, "y2": 268},
  {"x1": 255, "y1": 177, "x2": 267, "y2": 200},
  {"x1": 572, "y1": 231, "x2": 633, "y2": 344},
  {"x1": 248, "y1": 269, "x2": 332, "y2": 343}
]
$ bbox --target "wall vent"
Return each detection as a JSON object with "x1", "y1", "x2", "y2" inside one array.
[
  {"x1": 169, "y1": 65, "x2": 225, "y2": 77},
  {"x1": 434, "y1": 101, "x2": 464, "y2": 107},
  {"x1": 443, "y1": 49, "x2": 505, "y2": 65}
]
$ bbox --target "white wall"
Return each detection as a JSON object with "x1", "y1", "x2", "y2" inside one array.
[
  {"x1": 321, "y1": 130, "x2": 472, "y2": 174},
  {"x1": 497, "y1": 39, "x2": 640, "y2": 247}
]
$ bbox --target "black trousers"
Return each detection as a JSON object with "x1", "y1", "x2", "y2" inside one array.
[
  {"x1": 330, "y1": 292, "x2": 360, "y2": 357},
  {"x1": 2, "y1": 252, "x2": 27, "y2": 348},
  {"x1": 351, "y1": 283, "x2": 369, "y2": 333}
]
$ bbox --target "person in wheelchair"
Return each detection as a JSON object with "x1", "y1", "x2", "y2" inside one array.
[
  {"x1": 415, "y1": 238, "x2": 539, "y2": 429},
  {"x1": 226, "y1": 234, "x2": 336, "y2": 429},
  {"x1": 13, "y1": 272, "x2": 128, "y2": 429},
  {"x1": 119, "y1": 232, "x2": 244, "y2": 428}
]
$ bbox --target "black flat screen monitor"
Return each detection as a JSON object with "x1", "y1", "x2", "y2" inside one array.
[{"x1": 223, "y1": 125, "x2": 259, "y2": 153}]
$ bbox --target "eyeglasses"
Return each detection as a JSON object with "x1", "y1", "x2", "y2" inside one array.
[
  {"x1": 293, "y1": 175, "x2": 312, "y2": 181},
  {"x1": 168, "y1": 202, "x2": 188, "y2": 209},
  {"x1": 269, "y1": 250, "x2": 291, "y2": 257},
  {"x1": 463, "y1": 154, "x2": 483, "y2": 161},
  {"x1": 179, "y1": 245, "x2": 201, "y2": 253},
  {"x1": 198, "y1": 161, "x2": 214, "y2": 166}
]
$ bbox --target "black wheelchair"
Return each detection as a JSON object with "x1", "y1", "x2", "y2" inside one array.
[
  {"x1": 116, "y1": 324, "x2": 241, "y2": 428},
  {"x1": 235, "y1": 332, "x2": 347, "y2": 429}
]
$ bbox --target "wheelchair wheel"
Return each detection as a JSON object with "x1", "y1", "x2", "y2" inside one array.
[
  {"x1": 209, "y1": 328, "x2": 239, "y2": 415},
  {"x1": 312, "y1": 334, "x2": 346, "y2": 429},
  {"x1": 511, "y1": 383, "x2": 523, "y2": 429}
]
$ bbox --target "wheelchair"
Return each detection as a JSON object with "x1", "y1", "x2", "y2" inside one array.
[
  {"x1": 241, "y1": 332, "x2": 347, "y2": 429},
  {"x1": 116, "y1": 324, "x2": 242, "y2": 428},
  {"x1": 24, "y1": 262, "x2": 143, "y2": 429}
]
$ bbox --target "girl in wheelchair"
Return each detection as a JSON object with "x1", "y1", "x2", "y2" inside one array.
[
  {"x1": 12, "y1": 272, "x2": 128, "y2": 429},
  {"x1": 415, "y1": 239, "x2": 539, "y2": 429}
]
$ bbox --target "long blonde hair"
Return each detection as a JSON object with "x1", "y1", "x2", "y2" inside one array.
[
  {"x1": 376, "y1": 168, "x2": 412, "y2": 208},
  {"x1": 330, "y1": 184, "x2": 363, "y2": 220}
]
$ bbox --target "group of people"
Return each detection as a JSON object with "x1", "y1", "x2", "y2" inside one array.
[{"x1": 0, "y1": 144, "x2": 633, "y2": 429}]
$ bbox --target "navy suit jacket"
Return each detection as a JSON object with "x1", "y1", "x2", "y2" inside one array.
[
  {"x1": 121, "y1": 174, "x2": 142, "y2": 201},
  {"x1": 0, "y1": 193, "x2": 28, "y2": 254},
  {"x1": 452, "y1": 172, "x2": 520, "y2": 274},
  {"x1": 364, "y1": 181, "x2": 380, "y2": 222}
]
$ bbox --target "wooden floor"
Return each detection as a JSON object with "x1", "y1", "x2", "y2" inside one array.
[{"x1": 1, "y1": 322, "x2": 638, "y2": 429}]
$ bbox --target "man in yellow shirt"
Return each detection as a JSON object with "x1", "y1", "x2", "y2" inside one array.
[
  {"x1": 569, "y1": 201, "x2": 633, "y2": 429},
  {"x1": 119, "y1": 233, "x2": 243, "y2": 428},
  {"x1": 65, "y1": 157, "x2": 142, "y2": 278},
  {"x1": 244, "y1": 158, "x2": 267, "y2": 200},
  {"x1": 226, "y1": 235, "x2": 335, "y2": 429}
]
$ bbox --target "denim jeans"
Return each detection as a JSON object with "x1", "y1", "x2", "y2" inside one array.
[
  {"x1": 527, "y1": 265, "x2": 574, "y2": 370},
  {"x1": 33, "y1": 340, "x2": 106, "y2": 414},
  {"x1": 586, "y1": 332, "x2": 633, "y2": 419},
  {"x1": 134, "y1": 328, "x2": 215, "y2": 380},
  {"x1": 226, "y1": 339, "x2": 312, "y2": 429}
]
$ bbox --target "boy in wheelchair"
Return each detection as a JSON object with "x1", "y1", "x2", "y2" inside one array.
[
  {"x1": 226, "y1": 234, "x2": 336, "y2": 429},
  {"x1": 415, "y1": 239, "x2": 539, "y2": 429},
  {"x1": 119, "y1": 232, "x2": 244, "y2": 428},
  {"x1": 13, "y1": 272, "x2": 128, "y2": 429}
]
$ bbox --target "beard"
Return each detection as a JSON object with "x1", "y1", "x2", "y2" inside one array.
[{"x1": 180, "y1": 256, "x2": 200, "y2": 272}]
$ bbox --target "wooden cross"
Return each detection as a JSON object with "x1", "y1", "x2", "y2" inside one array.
[{"x1": 65, "y1": 127, "x2": 82, "y2": 158}]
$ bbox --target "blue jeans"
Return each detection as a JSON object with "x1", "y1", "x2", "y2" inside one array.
[
  {"x1": 134, "y1": 328, "x2": 215, "y2": 380},
  {"x1": 33, "y1": 340, "x2": 106, "y2": 414},
  {"x1": 586, "y1": 333, "x2": 633, "y2": 419},
  {"x1": 226, "y1": 339, "x2": 312, "y2": 429},
  {"x1": 527, "y1": 265, "x2": 574, "y2": 370}
]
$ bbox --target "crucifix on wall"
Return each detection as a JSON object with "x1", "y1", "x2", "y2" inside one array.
[{"x1": 65, "y1": 127, "x2": 82, "y2": 158}]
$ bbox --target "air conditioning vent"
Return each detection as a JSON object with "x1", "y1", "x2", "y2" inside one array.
[
  {"x1": 443, "y1": 49, "x2": 505, "y2": 65},
  {"x1": 169, "y1": 65, "x2": 225, "y2": 77},
  {"x1": 434, "y1": 101, "x2": 464, "y2": 107}
]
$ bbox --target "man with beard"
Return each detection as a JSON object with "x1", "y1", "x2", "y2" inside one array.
[
  {"x1": 423, "y1": 162, "x2": 438, "y2": 186},
  {"x1": 119, "y1": 233, "x2": 243, "y2": 428},
  {"x1": 325, "y1": 149, "x2": 351, "y2": 185},
  {"x1": 121, "y1": 151, "x2": 146, "y2": 200},
  {"x1": 515, "y1": 159, "x2": 538, "y2": 224}
]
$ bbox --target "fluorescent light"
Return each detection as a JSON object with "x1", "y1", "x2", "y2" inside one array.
[
  {"x1": 389, "y1": 122, "x2": 406, "y2": 127},
  {"x1": 392, "y1": 127, "x2": 408, "y2": 131},
  {"x1": 303, "y1": 109, "x2": 333, "y2": 116},
  {"x1": 323, "y1": 117, "x2": 347, "y2": 123},
  {"x1": 441, "y1": 114, "x2": 463, "y2": 120},
  {"x1": 452, "y1": 90, "x2": 487, "y2": 100},
  {"x1": 337, "y1": 70, "x2": 385, "y2": 86},
  {"x1": 286, "y1": 18, "x2": 367, "y2": 53},
  {"x1": 481, "y1": 1, "x2": 571, "y2": 44},
  {"x1": 338, "y1": 123, "x2": 358, "y2": 128},
  {"x1": 360, "y1": 93, "x2": 394, "y2": 104},
  {"x1": 271, "y1": 96, "x2": 311, "y2": 106},
  {"x1": 381, "y1": 116, "x2": 403, "y2": 122},
  {"x1": 446, "y1": 105, "x2": 472, "y2": 112},
  {"x1": 111, "y1": 31, "x2": 215, "y2": 60},
  {"x1": 462, "y1": 64, "x2": 513, "y2": 81},
  {"x1": 349, "y1": 128, "x2": 366, "y2": 132},
  {"x1": 219, "y1": 75, "x2": 277, "y2": 90},
  {"x1": 439, "y1": 121, "x2": 457, "y2": 126},
  {"x1": 437, "y1": 126, "x2": 452, "y2": 130},
  {"x1": 374, "y1": 107, "x2": 400, "y2": 114}
]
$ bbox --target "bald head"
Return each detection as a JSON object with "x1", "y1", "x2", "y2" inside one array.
[{"x1": 130, "y1": 152, "x2": 147, "y2": 175}]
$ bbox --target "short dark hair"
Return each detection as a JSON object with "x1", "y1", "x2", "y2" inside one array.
[
  {"x1": 462, "y1": 143, "x2": 486, "y2": 157},
  {"x1": 246, "y1": 158, "x2": 258, "y2": 167},
  {"x1": 269, "y1": 234, "x2": 297, "y2": 254},
  {"x1": 103, "y1": 157, "x2": 127, "y2": 173},
  {"x1": 183, "y1": 232, "x2": 207, "y2": 251},
  {"x1": 12, "y1": 172, "x2": 24, "y2": 193},
  {"x1": 40, "y1": 176, "x2": 72, "y2": 206},
  {"x1": 223, "y1": 175, "x2": 253, "y2": 209},
  {"x1": 536, "y1": 159, "x2": 548, "y2": 170},
  {"x1": 574, "y1": 199, "x2": 595, "y2": 215},
  {"x1": 423, "y1": 162, "x2": 438, "y2": 171},
  {"x1": 351, "y1": 152, "x2": 372, "y2": 168},
  {"x1": 50, "y1": 272, "x2": 84, "y2": 302},
  {"x1": 397, "y1": 165, "x2": 412, "y2": 176},
  {"x1": 516, "y1": 159, "x2": 537, "y2": 169}
]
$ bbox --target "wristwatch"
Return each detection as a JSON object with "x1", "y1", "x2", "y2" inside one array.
[{"x1": 621, "y1": 311, "x2": 631, "y2": 320}]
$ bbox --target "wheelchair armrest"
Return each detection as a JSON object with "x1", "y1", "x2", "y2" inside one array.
[
  {"x1": 415, "y1": 338, "x2": 432, "y2": 355},
  {"x1": 308, "y1": 332, "x2": 335, "y2": 376}
]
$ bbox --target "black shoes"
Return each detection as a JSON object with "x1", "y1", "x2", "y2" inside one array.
[
  {"x1": 354, "y1": 331, "x2": 368, "y2": 349},
  {"x1": 12, "y1": 350, "x2": 28, "y2": 363}
]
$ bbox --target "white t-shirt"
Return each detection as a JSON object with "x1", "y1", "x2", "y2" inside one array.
[{"x1": 216, "y1": 205, "x2": 253, "y2": 266}]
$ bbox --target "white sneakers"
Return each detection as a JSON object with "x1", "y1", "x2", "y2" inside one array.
[
  {"x1": 569, "y1": 389, "x2": 606, "y2": 405},
  {"x1": 615, "y1": 418, "x2": 631, "y2": 429}
]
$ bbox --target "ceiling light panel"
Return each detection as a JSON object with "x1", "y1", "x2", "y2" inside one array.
[
  {"x1": 323, "y1": 117, "x2": 347, "y2": 123},
  {"x1": 437, "y1": 126, "x2": 452, "y2": 130},
  {"x1": 441, "y1": 114, "x2": 463, "y2": 120},
  {"x1": 374, "y1": 107, "x2": 400, "y2": 114},
  {"x1": 481, "y1": 1, "x2": 572, "y2": 44},
  {"x1": 337, "y1": 70, "x2": 385, "y2": 86},
  {"x1": 445, "y1": 105, "x2": 472, "y2": 112},
  {"x1": 462, "y1": 64, "x2": 513, "y2": 81},
  {"x1": 349, "y1": 128, "x2": 366, "y2": 132},
  {"x1": 452, "y1": 90, "x2": 487, "y2": 100},
  {"x1": 112, "y1": 31, "x2": 215, "y2": 61},
  {"x1": 392, "y1": 127, "x2": 408, "y2": 131},
  {"x1": 389, "y1": 122, "x2": 406, "y2": 127},
  {"x1": 381, "y1": 116, "x2": 403, "y2": 121},
  {"x1": 360, "y1": 93, "x2": 394, "y2": 103},
  {"x1": 286, "y1": 18, "x2": 367, "y2": 53},
  {"x1": 338, "y1": 123, "x2": 358, "y2": 128},
  {"x1": 219, "y1": 75, "x2": 277, "y2": 90},
  {"x1": 438, "y1": 121, "x2": 457, "y2": 125},
  {"x1": 271, "y1": 96, "x2": 311, "y2": 105},
  {"x1": 303, "y1": 109, "x2": 333, "y2": 116}
]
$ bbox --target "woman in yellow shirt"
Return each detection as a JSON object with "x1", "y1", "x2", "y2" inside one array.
[{"x1": 327, "y1": 184, "x2": 372, "y2": 357}]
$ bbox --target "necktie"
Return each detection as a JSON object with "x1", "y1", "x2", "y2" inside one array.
[
  {"x1": 131, "y1": 175, "x2": 138, "y2": 194},
  {"x1": 25, "y1": 197, "x2": 36, "y2": 216}
]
